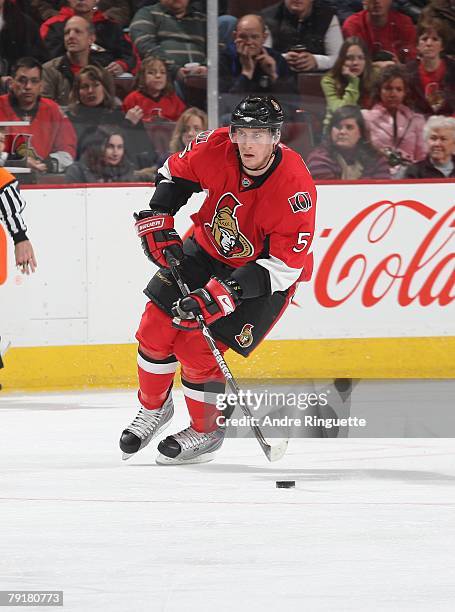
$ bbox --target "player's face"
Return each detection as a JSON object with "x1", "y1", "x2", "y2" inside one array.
[
  {"x1": 427, "y1": 127, "x2": 455, "y2": 165},
  {"x1": 344, "y1": 45, "x2": 366, "y2": 76},
  {"x1": 11, "y1": 67, "x2": 42, "y2": 110},
  {"x1": 104, "y1": 135, "x2": 125, "y2": 166},
  {"x1": 182, "y1": 115, "x2": 204, "y2": 146},
  {"x1": 380, "y1": 77, "x2": 406, "y2": 110},
  {"x1": 144, "y1": 61, "x2": 167, "y2": 97},
  {"x1": 331, "y1": 118, "x2": 361, "y2": 150},
  {"x1": 78, "y1": 75, "x2": 105, "y2": 106},
  {"x1": 418, "y1": 30, "x2": 444, "y2": 60},
  {"x1": 235, "y1": 128, "x2": 275, "y2": 171}
]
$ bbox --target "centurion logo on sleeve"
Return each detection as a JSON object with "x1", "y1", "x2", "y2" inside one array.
[
  {"x1": 235, "y1": 324, "x2": 254, "y2": 348},
  {"x1": 288, "y1": 192, "x2": 312, "y2": 213}
]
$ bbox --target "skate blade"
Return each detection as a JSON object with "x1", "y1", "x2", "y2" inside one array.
[{"x1": 155, "y1": 451, "x2": 217, "y2": 465}]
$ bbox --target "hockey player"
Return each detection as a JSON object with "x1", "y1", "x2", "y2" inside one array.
[{"x1": 119, "y1": 95, "x2": 316, "y2": 465}]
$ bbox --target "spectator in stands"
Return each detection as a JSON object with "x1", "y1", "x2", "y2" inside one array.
[
  {"x1": 362, "y1": 64, "x2": 426, "y2": 176},
  {"x1": 342, "y1": 0, "x2": 417, "y2": 63},
  {"x1": 219, "y1": 14, "x2": 294, "y2": 95},
  {"x1": 31, "y1": 1, "x2": 133, "y2": 26},
  {"x1": 42, "y1": 16, "x2": 101, "y2": 106},
  {"x1": 169, "y1": 106, "x2": 208, "y2": 153},
  {"x1": 307, "y1": 104, "x2": 390, "y2": 179},
  {"x1": 261, "y1": 0, "x2": 343, "y2": 72},
  {"x1": 405, "y1": 16, "x2": 454, "y2": 115},
  {"x1": 67, "y1": 64, "x2": 155, "y2": 172},
  {"x1": 321, "y1": 36, "x2": 376, "y2": 129},
  {"x1": 65, "y1": 125, "x2": 136, "y2": 183},
  {"x1": 0, "y1": 0, "x2": 48, "y2": 76},
  {"x1": 405, "y1": 115, "x2": 455, "y2": 177},
  {"x1": 130, "y1": 0, "x2": 207, "y2": 79},
  {"x1": 421, "y1": 1, "x2": 455, "y2": 55},
  {"x1": 0, "y1": 57, "x2": 76, "y2": 177},
  {"x1": 122, "y1": 56, "x2": 186, "y2": 123},
  {"x1": 40, "y1": 0, "x2": 136, "y2": 76}
]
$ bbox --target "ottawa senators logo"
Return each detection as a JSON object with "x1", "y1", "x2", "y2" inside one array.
[
  {"x1": 205, "y1": 192, "x2": 254, "y2": 259},
  {"x1": 235, "y1": 324, "x2": 254, "y2": 348},
  {"x1": 10, "y1": 134, "x2": 40, "y2": 161},
  {"x1": 288, "y1": 192, "x2": 312, "y2": 214}
]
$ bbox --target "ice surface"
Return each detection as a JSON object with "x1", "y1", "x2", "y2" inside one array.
[{"x1": 0, "y1": 389, "x2": 455, "y2": 611}]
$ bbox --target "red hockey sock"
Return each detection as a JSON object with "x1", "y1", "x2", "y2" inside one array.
[
  {"x1": 137, "y1": 348, "x2": 178, "y2": 410},
  {"x1": 181, "y1": 377, "x2": 226, "y2": 432}
]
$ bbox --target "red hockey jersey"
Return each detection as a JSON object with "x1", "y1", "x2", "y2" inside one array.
[
  {"x1": 161, "y1": 127, "x2": 316, "y2": 292},
  {"x1": 0, "y1": 95, "x2": 77, "y2": 161}
]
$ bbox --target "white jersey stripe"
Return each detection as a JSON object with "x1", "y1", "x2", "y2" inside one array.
[
  {"x1": 256, "y1": 255, "x2": 301, "y2": 293},
  {"x1": 182, "y1": 383, "x2": 220, "y2": 406},
  {"x1": 137, "y1": 353, "x2": 178, "y2": 375},
  {"x1": 0, "y1": 181, "x2": 27, "y2": 237}
]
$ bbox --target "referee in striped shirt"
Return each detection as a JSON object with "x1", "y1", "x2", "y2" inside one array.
[{"x1": 0, "y1": 166, "x2": 37, "y2": 275}]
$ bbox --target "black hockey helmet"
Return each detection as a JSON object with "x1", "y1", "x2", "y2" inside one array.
[{"x1": 230, "y1": 95, "x2": 284, "y2": 130}]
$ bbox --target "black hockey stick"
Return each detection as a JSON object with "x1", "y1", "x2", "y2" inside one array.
[{"x1": 165, "y1": 250, "x2": 288, "y2": 462}]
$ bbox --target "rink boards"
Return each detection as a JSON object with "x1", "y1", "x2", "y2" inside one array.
[{"x1": 0, "y1": 180, "x2": 454, "y2": 389}]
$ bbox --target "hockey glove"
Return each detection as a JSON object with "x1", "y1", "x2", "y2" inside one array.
[
  {"x1": 134, "y1": 210, "x2": 183, "y2": 268},
  {"x1": 172, "y1": 277, "x2": 241, "y2": 330}
]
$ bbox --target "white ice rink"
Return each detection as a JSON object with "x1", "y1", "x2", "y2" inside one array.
[{"x1": 1, "y1": 388, "x2": 455, "y2": 611}]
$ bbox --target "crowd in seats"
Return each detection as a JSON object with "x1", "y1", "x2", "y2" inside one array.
[
  {"x1": 40, "y1": 0, "x2": 137, "y2": 75},
  {"x1": 362, "y1": 64, "x2": 426, "y2": 176},
  {"x1": 0, "y1": 0, "x2": 453, "y2": 185},
  {"x1": 64, "y1": 124, "x2": 137, "y2": 182},
  {"x1": 169, "y1": 106, "x2": 208, "y2": 152},
  {"x1": 0, "y1": 57, "x2": 76, "y2": 179},
  {"x1": 307, "y1": 105, "x2": 390, "y2": 179},
  {"x1": 404, "y1": 115, "x2": 455, "y2": 177},
  {"x1": 122, "y1": 56, "x2": 187, "y2": 122}
]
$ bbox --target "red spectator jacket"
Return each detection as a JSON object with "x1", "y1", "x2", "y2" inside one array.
[
  {"x1": 0, "y1": 94, "x2": 77, "y2": 161},
  {"x1": 342, "y1": 10, "x2": 416, "y2": 61},
  {"x1": 122, "y1": 90, "x2": 186, "y2": 122}
]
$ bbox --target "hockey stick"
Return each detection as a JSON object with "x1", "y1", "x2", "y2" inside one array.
[{"x1": 165, "y1": 251, "x2": 288, "y2": 462}]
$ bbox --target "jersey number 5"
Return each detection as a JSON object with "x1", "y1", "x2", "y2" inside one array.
[{"x1": 293, "y1": 232, "x2": 311, "y2": 253}]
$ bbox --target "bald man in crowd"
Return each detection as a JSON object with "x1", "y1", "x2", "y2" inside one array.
[{"x1": 219, "y1": 14, "x2": 294, "y2": 95}]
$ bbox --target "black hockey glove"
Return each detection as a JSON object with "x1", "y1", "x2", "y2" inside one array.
[{"x1": 134, "y1": 210, "x2": 183, "y2": 268}]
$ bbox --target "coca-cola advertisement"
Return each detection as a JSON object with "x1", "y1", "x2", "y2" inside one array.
[{"x1": 271, "y1": 182, "x2": 455, "y2": 340}]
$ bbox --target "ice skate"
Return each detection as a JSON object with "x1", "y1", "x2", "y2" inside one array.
[
  {"x1": 120, "y1": 394, "x2": 174, "y2": 460},
  {"x1": 156, "y1": 426, "x2": 225, "y2": 465}
]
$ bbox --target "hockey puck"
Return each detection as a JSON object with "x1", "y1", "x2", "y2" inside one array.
[{"x1": 276, "y1": 480, "x2": 295, "y2": 488}]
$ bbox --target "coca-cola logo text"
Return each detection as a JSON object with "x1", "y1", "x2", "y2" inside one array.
[{"x1": 314, "y1": 200, "x2": 454, "y2": 308}]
